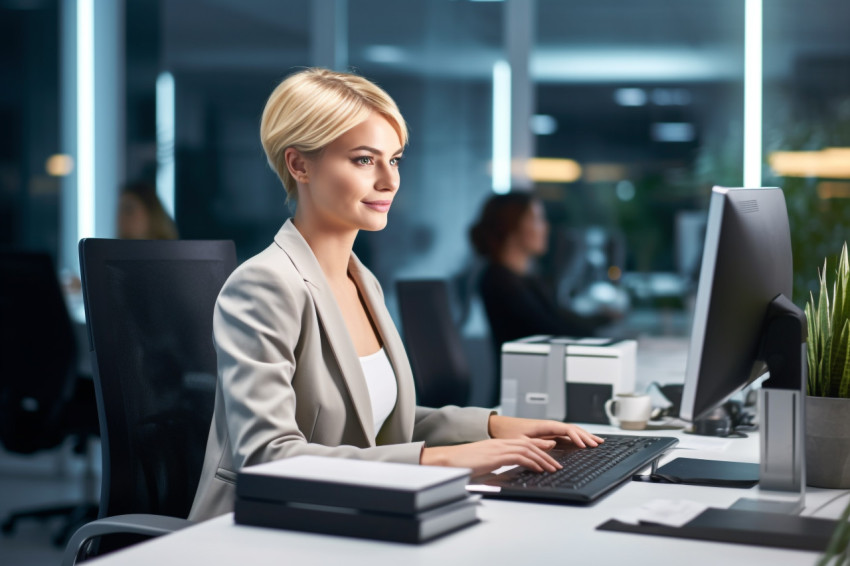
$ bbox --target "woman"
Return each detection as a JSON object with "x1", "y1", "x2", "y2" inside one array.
[
  {"x1": 189, "y1": 69, "x2": 601, "y2": 520},
  {"x1": 470, "y1": 193, "x2": 611, "y2": 401},
  {"x1": 117, "y1": 181, "x2": 178, "y2": 240}
]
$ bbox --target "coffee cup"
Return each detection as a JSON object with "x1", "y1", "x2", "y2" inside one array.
[{"x1": 604, "y1": 393, "x2": 652, "y2": 430}]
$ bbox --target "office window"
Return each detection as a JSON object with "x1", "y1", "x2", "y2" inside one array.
[
  {"x1": 130, "y1": 0, "x2": 312, "y2": 259},
  {"x1": 533, "y1": 0, "x2": 745, "y2": 335},
  {"x1": 347, "y1": 0, "x2": 501, "y2": 289},
  {"x1": 763, "y1": 0, "x2": 850, "y2": 302},
  {"x1": 0, "y1": 2, "x2": 62, "y2": 258}
]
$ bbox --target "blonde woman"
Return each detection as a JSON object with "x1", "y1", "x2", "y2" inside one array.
[{"x1": 189, "y1": 69, "x2": 602, "y2": 520}]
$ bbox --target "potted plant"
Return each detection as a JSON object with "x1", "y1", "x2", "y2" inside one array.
[{"x1": 805, "y1": 242, "x2": 850, "y2": 488}]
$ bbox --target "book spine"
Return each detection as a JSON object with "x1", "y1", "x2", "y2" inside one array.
[
  {"x1": 234, "y1": 498, "x2": 420, "y2": 544},
  {"x1": 236, "y1": 476, "x2": 417, "y2": 514}
]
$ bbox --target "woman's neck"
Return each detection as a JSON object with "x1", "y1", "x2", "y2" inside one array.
[
  {"x1": 292, "y1": 214, "x2": 358, "y2": 284},
  {"x1": 497, "y1": 244, "x2": 532, "y2": 275}
]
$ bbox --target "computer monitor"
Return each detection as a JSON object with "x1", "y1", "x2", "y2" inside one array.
[
  {"x1": 681, "y1": 186, "x2": 793, "y2": 421},
  {"x1": 679, "y1": 186, "x2": 807, "y2": 512}
]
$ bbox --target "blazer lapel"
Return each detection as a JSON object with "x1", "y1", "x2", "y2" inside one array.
[
  {"x1": 274, "y1": 219, "x2": 376, "y2": 445},
  {"x1": 348, "y1": 256, "x2": 416, "y2": 445}
]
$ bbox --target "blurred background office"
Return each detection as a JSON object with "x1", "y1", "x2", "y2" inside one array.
[{"x1": 1, "y1": 0, "x2": 850, "y2": 562}]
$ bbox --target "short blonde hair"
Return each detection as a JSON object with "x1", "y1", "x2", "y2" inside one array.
[{"x1": 260, "y1": 68, "x2": 408, "y2": 199}]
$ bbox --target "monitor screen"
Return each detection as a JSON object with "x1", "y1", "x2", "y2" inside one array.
[{"x1": 680, "y1": 186, "x2": 793, "y2": 422}]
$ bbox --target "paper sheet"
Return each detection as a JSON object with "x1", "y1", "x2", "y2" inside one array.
[
  {"x1": 673, "y1": 436, "x2": 733, "y2": 452},
  {"x1": 614, "y1": 499, "x2": 709, "y2": 528}
]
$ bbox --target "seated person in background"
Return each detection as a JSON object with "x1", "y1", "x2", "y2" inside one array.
[
  {"x1": 470, "y1": 193, "x2": 612, "y2": 385},
  {"x1": 117, "y1": 181, "x2": 178, "y2": 240},
  {"x1": 188, "y1": 69, "x2": 603, "y2": 521}
]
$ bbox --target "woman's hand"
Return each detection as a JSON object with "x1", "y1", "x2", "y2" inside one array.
[
  {"x1": 487, "y1": 415, "x2": 604, "y2": 449},
  {"x1": 420, "y1": 438, "x2": 562, "y2": 476}
]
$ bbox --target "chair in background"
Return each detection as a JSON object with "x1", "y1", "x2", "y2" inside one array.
[
  {"x1": 396, "y1": 279, "x2": 471, "y2": 408},
  {"x1": 62, "y1": 239, "x2": 237, "y2": 565},
  {"x1": 0, "y1": 251, "x2": 100, "y2": 546}
]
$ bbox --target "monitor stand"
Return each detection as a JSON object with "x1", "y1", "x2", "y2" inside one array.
[{"x1": 730, "y1": 294, "x2": 807, "y2": 514}]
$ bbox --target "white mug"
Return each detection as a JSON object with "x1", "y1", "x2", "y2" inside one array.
[{"x1": 604, "y1": 393, "x2": 652, "y2": 430}]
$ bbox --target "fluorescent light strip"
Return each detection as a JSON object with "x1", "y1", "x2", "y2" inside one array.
[
  {"x1": 76, "y1": 0, "x2": 95, "y2": 241},
  {"x1": 492, "y1": 60, "x2": 511, "y2": 194},
  {"x1": 156, "y1": 71, "x2": 176, "y2": 219},
  {"x1": 744, "y1": 0, "x2": 762, "y2": 187}
]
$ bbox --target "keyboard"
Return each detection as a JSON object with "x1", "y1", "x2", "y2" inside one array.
[{"x1": 468, "y1": 434, "x2": 678, "y2": 503}]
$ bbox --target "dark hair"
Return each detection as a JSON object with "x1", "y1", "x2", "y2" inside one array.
[
  {"x1": 121, "y1": 181, "x2": 179, "y2": 240},
  {"x1": 469, "y1": 192, "x2": 536, "y2": 260}
]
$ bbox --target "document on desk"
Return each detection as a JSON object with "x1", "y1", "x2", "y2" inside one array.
[
  {"x1": 614, "y1": 499, "x2": 709, "y2": 528},
  {"x1": 672, "y1": 436, "x2": 732, "y2": 452}
]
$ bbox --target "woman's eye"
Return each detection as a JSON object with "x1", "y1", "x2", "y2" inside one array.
[
  {"x1": 390, "y1": 156, "x2": 403, "y2": 166},
  {"x1": 355, "y1": 156, "x2": 372, "y2": 165}
]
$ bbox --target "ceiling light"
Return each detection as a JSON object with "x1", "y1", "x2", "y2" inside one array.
[
  {"x1": 651, "y1": 123, "x2": 695, "y2": 143},
  {"x1": 46, "y1": 154, "x2": 74, "y2": 177},
  {"x1": 363, "y1": 45, "x2": 405, "y2": 64},
  {"x1": 614, "y1": 88, "x2": 647, "y2": 107},
  {"x1": 769, "y1": 148, "x2": 850, "y2": 179},
  {"x1": 525, "y1": 158, "x2": 582, "y2": 183},
  {"x1": 530, "y1": 114, "x2": 557, "y2": 136}
]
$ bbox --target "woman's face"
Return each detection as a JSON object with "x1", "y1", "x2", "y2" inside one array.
[
  {"x1": 117, "y1": 193, "x2": 151, "y2": 239},
  {"x1": 298, "y1": 113, "x2": 403, "y2": 233},
  {"x1": 515, "y1": 200, "x2": 549, "y2": 256}
]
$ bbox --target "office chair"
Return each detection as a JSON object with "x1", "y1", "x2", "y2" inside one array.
[
  {"x1": 0, "y1": 251, "x2": 100, "y2": 546},
  {"x1": 62, "y1": 239, "x2": 237, "y2": 566},
  {"x1": 396, "y1": 279, "x2": 471, "y2": 407}
]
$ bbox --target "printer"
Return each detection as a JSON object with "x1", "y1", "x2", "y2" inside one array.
[{"x1": 500, "y1": 335, "x2": 637, "y2": 424}]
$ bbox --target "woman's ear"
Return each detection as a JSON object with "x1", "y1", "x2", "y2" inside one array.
[{"x1": 284, "y1": 147, "x2": 310, "y2": 184}]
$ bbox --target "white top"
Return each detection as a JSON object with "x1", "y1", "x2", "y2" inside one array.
[{"x1": 359, "y1": 348, "x2": 398, "y2": 438}]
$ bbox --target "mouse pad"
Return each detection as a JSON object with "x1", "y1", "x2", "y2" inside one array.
[
  {"x1": 640, "y1": 458, "x2": 759, "y2": 488},
  {"x1": 597, "y1": 508, "x2": 834, "y2": 552}
]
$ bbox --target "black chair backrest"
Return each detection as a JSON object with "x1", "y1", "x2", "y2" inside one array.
[
  {"x1": 79, "y1": 239, "x2": 236, "y2": 520},
  {"x1": 396, "y1": 279, "x2": 470, "y2": 407},
  {"x1": 0, "y1": 251, "x2": 77, "y2": 453}
]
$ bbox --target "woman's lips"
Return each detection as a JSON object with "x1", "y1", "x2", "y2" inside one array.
[{"x1": 362, "y1": 200, "x2": 392, "y2": 213}]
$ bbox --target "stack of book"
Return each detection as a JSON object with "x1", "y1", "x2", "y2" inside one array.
[{"x1": 234, "y1": 455, "x2": 479, "y2": 544}]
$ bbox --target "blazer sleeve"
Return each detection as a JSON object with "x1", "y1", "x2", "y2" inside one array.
[
  {"x1": 215, "y1": 262, "x2": 424, "y2": 469},
  {"x1": 413, "y1": 405, "x2": 494, "y2": 445}
]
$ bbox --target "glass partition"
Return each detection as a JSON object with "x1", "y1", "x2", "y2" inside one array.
[
  {"x1": 763, "y1": 0, "x2": 850, "y2": 303},
  {"x1": 533, "y1": 0, "x2": 745, "y2": 335}
]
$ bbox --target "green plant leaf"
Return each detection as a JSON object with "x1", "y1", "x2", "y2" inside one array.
[
  {"x1": 827, "y1": 320, "x2": 850, "y2": 397},
  {"x1": 841, "y1": 326, "x2": 850, "y2": 400},
  {"x1": 807, "y1": 246, "x2": 850, "y2": 399},
  {"x1": 839, "y1": 244, "x2": 850, "y2": 351},
  {"x1": 832, "y1": 254, "x2": 846, "y2": 373},
  {"x1": 807, "y1": 300, "x2": 819, "y2": 395}
]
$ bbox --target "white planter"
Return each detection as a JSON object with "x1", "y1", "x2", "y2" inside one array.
[{"x1": 806, "y1": 395, "x2": 850, "y2": 488}]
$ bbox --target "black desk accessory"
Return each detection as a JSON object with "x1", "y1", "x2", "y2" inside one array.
[
  {"x1": 632, "y1": 457, "x2": 759, "y2": 488},
  {"x1": 597, "y1": 507, "x2": 835, "y2": 552}
]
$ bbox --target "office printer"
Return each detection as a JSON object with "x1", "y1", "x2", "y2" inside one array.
[{"x1": 500, "y1": 336, "x2": 637, "y2": 424}]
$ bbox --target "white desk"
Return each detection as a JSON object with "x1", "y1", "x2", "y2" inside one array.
[{"x1": 88, "y1": 425, "x2": 848, "y2": 566}]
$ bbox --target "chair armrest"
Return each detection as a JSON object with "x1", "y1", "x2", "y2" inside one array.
[{"x1": 62, "y1": 513, "x2": 192, "y2": 566}]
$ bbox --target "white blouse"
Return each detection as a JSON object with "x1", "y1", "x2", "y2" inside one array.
[{"x1": 358, "y1": 348, "x2": 398, "y2": 439}]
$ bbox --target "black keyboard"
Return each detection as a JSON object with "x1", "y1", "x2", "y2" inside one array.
[{"x1": 471, "y1": 434, "x2": 678, "y2": 503}]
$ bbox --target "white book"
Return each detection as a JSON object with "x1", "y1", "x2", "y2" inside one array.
[{"x1": 237, "y1": 455, "x2": 472, "y2": 514}]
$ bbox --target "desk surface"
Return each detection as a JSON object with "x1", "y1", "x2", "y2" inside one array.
[{"x1": 89, "y1": 425, "x2": 847, "y2": 566}]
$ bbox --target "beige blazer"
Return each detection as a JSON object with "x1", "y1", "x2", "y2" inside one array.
[{"x1": 189, "y1": 219, "x2": 493, "y2": 521}]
